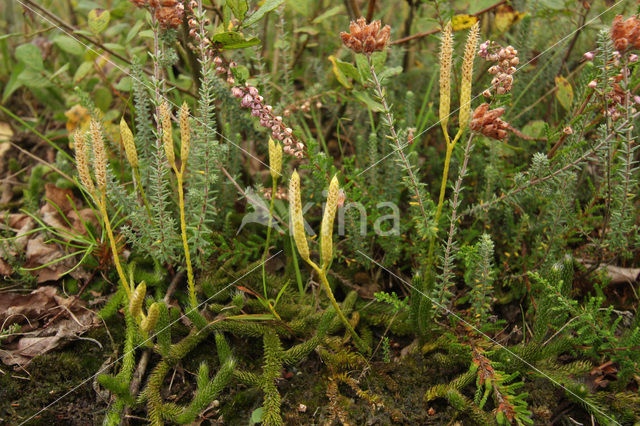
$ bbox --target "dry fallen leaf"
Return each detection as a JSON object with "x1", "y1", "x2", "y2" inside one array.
[
  {"x1": 1, "y1": 184, "x2": 97, "y2": 283},
  {"x1": 0, "y1": 286, "x2": 99, "y2": 367}
]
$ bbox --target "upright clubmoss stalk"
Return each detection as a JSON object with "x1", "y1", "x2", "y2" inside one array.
[
  {"x1": 289, "y1": 171, "x2": 369, "y2": 354},
  {"x1": 430, "y1": 22, "x2": 480, "y2": 264},
  {"x1": 77, "y1": 119, "x2": 132, "y2": 300},
  {"x1": 160, "y1": 101, "x2": 197, "y2": 310},
  {"x1": 262, "y1": 138, "x2": 283, "y2": 319}
]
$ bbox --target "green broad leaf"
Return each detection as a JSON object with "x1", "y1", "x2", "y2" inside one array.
[
  {"x1": 49, "y1": 63, "x2": 70, "y2": 80},
  {"x1": 328, "y1": 55, "x2": 353, "y2": 88},
  {"x1": 114, "y1": 76, "x2": 132, "y2": 92},
  {"x1": 378, "y1": 66, "x2": 403, "y2": 83},
  {"x1": 73, "y1": 29, "x2": 95, "y2": 37},
  {"x1": 555, "y1": 76, "x2": 573, "y2": 110},
  {"x1": 353, "y1": 90, "x2": 384, "y2": 112},
  {"x1": 330, "y1": 55, "x2": 362, "y2": 87},
  {"x1": 138, "y1": 29, "x2": 154, "y2": 39},
  {"x1": 88, "y1": 9, "x2": 110, "y2": 34},
  {"x1": 521, "y1": 120, "x2": 546, "y2": 139},
  {"x1": 73, "y1": 61, "x2": 94, "y2": 83},
  {"x1": 355, "y1": 53, "x2": 371, "y2": 82},
  {"x1": 312, "y1": 5, "x2": 345, "y2": 24},
  {"x1": 539, "y1": 0, "x2": 566, "y2": 10},
  {"x1": 286, "y1": 0, "x2": 309, "y2": 16},
  {"x1": 210, "y1": 31, "x2": 260, "y2": 49},
  {"x1": 227, "y1": 0, "x2": 248, "y2": 21},
  {"x1": 54, "y1": 35, "x2": 84, "y2": 56},
  {"x1": 125, "y1": 20, "x2": 145, "y2": 44},
  {"x1": 249, "y1": 407, "x2": 264, "y2": 425},
  {"x1": 17, "y1": 69, "x2": 50, "y2": 89},
  {"x1": 94, "y1": 86, "x2": 112, "y2": 111},
  {"x1": 371, "y1": 50, "x2": 387, "y2": 72},
  {"x1": 222, "y1": 4, "x2": 232, "y2": 29},
  {"x1": 231, "y1": 64, "x2": 250, "y2": 85},
  {"x1": 242, "y1": 0, "x2": 285, "y2": 27},
  {"x1": 294, "y1": 26, "x2": 319, "y2": 36},
  {"x1": 103, "y1": 43, "x2": 126, "y2": 54},
  {"x1": 15, "y1": 44, "x2": 43, "y2": 71},
  {"x1": 2, "y1": 62, "x2": 25, "y2": 103}
]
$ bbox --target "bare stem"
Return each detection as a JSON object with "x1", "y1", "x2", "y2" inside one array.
[
  {"x1": 176, "y1": 171, "x2": 197, "y2": 309},
  {"x1": 308, "y1": 260, "x2": 369, "y2": 354},
  {"x1": 99, "y1": 193, "x2": 132, "y2": 300}
]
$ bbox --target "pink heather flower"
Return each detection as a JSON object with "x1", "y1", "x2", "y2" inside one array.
[
  {"x1": 583, "y1": 51, "x2": 595, "y2": 61},
  {"x1": 231, "y1": 87, "x2": 243, "y2": 98},
  {"x1": 634, "y1": 95, "x2": 640, "y2": 104},
  {"x1": 588, "y1": 80, "x2": 598, "y2": 89},
  {"x1": 630, "y1": 53, "x2": 639, "y2": 62},
  {"x1": 248, "y1": 86, "x2": 259, "y2": 96},
  {"x1": 241, "y1": 94, "x2": 253, "y2": 107}
]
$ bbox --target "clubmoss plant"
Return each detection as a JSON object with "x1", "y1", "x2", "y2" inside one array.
[
  {"x1": 74, "y1": 119, "x2": 132, "y2": 300},
  {"x1": 289, "y1": 171, "x2": 369, "y2": 353}
]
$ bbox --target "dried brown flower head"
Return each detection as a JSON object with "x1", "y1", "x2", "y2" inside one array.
[
  {"x1": 470, "y1": 103, "x2": 510, "y2": 140},
  {"x1": 611, "y1": 15, "x2": 640, "y2": 51},
  {"x1": 155, "y1": 0, "x2": 184, "y2": 28},
  {"x1": 340, "y1": 17, "x2": 390, "y2": 55}
]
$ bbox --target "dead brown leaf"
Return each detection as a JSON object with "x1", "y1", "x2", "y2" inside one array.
[
  {"x1": 1, "y1": 184, "x2": 98, "y2": 282},
  {"x1": 0, "y1": 286, "x2": 99, "y2": 367}
]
